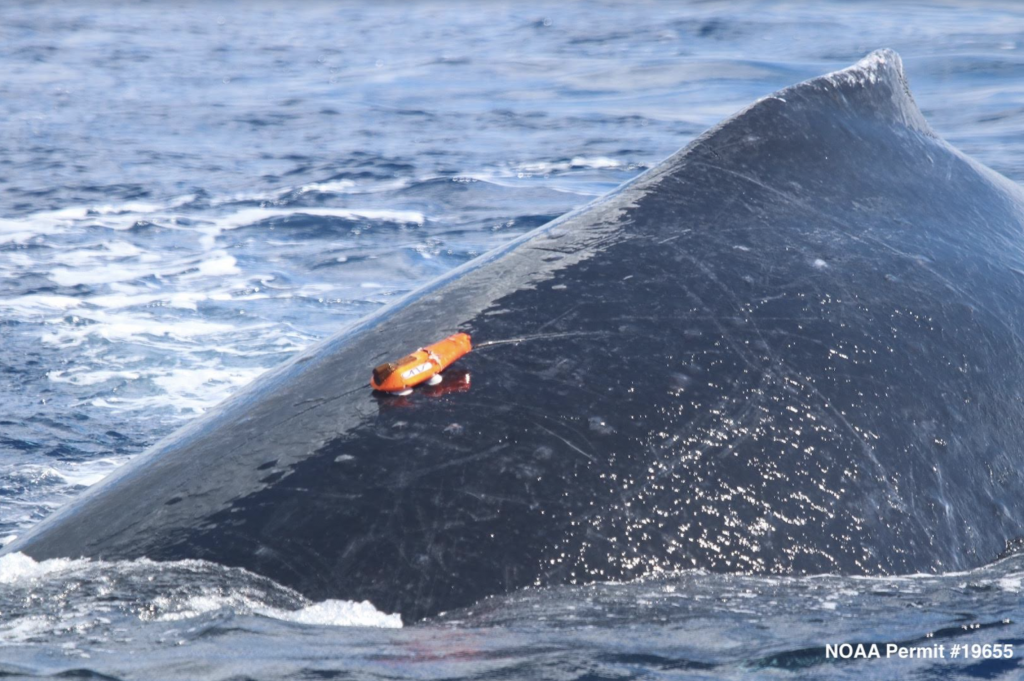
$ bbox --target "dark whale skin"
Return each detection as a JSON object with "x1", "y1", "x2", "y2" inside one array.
[{"x1": 8, "y1": 50, "x2": 1024, "y2": 622}]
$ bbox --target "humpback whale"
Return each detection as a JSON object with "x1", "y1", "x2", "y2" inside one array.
[{"x1": 8, "y1": 50, "x2": 1024, "y2": 623}]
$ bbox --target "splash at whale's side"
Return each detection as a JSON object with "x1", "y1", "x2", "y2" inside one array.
[{"x1": 7, "y1": 50, "x2": 1024, "y2": 622}]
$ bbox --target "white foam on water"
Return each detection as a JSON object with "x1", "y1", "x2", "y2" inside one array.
[
  {"x1": 53, "y1": 457, "x2": 128, "y2": 488},
  {"x1": 191, "y1": 206, "x2": 425, "y2": 250},
  {"x1": 47, "y1": 368, "x2": 142, "y2": 386},
  {"x1": 91, "y1": 201, "x2": 165, "y2": 215},
  {"x1": 84, "y1": 290, "x2": 208, "y2": 310},
  {"x1": 0, "y1": 459, "x2": 130, "y2": 540},
  {"x1": 1, "y1": 192, "x2": 380, "y2": 422},
  {"x1": 150, "y1": 591, "x2": 268, "y2": 622},
  {"x1": 0, "y1": 552, "x2": 91, "y2": 584},
  {"x1": 516, "y1": 156, "x2": 624, "y2": 174},
  {"x1": 204, "y1": 178, "x2": 411, "y2": 204},
  {"x1": 0, "y1": 614, "x2": 54, "y2": 643},
  {"x1": 40, "y1": 310, "x2": 243, "y2": 347},
  {"x1": 168, "y1": 291, "x2": 210, "y2": 310},
  {"x1": 460, "y1": 170, "x2": 601, "y2": 196},
  {"x1": 0, "y1": 198, "x2": 200, "y2": 245},
  {"x1": 49, "y1": 248, "x2": 237, "y2": 287},
  {"x1": 152, "y1": 592, "x2": 401, "y2": 628},
  {"x1": 260, "y1": 599, "x2": 403, "y2": 629},
  {"x1": 0, "y1": 207, "x2": 88, "y2": 244},
  {"x1": 150, "y1": 365, "x2": 266, "y2": 404},
  {"x1": 289, "y1": 177, "x2": 412, "y2": 196},
  {"x1": 995, "y1": 575, "x2": 1023, "y2": 592},
  {"x1": 212, "y1": 206, "x2": 425, "y2": 231},
  {"x1": 299, "y1": 179, "x2": 356, "y2": 193},
  {"x1": 1, "y1": 186, "x2": 432, "y2": 451},
  {"x1": 0, "y1": 553, "x2": 402, "y2": 632},
  {"x1": 0, "y1": 294, "x2": 83, "y2": 314},
  {"x1": 71, "y1": 364, "x2": 267, "y2": 416},
  {"x1": 188, "y1": 253, "x2": 240, "y2": 278},
  {"x1": 571, "y1": 156, "x2": 621, "y2": 169},
  {"x1": 2, "y1": 190, "x2": 425, "y2": 259},
  {"x1": 57, "y1": 241, "x2": 147, "y2": 267},
  {"x1": 117, "y1": 305, "x2": 240, "y2": 338},
  {"x1": 0, "y1": 463, "x2": 66, "y2": 489}
]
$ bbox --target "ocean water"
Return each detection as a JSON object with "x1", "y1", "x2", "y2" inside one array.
[{"x1": 1, "y1": 1, "x2": 1024, "y2": 678}]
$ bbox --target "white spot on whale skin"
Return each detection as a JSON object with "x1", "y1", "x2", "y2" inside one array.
[
  {"x1": 589, "y1": 416, "x2": 615, "y2": 435},
  {"x1": 812, "y1": 258, "x2": 829, "y2": 269},
  {"x1": 334, "y1": 454, "x2": 355, "y2": 463}
]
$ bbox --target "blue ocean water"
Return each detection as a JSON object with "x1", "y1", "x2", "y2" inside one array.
[{"x1": 1, "y1": 1, "x2": 1024, "y2": 678}]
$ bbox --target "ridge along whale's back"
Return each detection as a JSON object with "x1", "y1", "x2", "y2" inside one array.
[{"x1": 8, "y1": 50, "x2": 1024, "y2": 623}]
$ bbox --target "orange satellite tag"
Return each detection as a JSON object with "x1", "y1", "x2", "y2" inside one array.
[{"x1": 370, "y1": 333, "x2": 472, "y2": 394}]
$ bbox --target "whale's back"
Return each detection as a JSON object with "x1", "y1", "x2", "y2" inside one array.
[{"x1": 9, "y1": 50, "x2": 1024, "y2": 622}]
